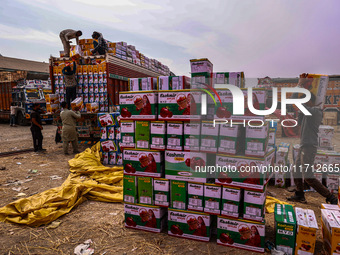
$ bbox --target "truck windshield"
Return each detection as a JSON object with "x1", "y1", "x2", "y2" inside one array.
[{"x1": 26, "y1": 92, "x2": 40, "y2": 100}]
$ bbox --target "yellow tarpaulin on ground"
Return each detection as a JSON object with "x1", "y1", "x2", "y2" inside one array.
[
  {"x1": 0, "y1": 143, "x2": 123, "y2": 227},
  {"x1": 266, "y1": 196, "x2": 293, "y2": 213}
]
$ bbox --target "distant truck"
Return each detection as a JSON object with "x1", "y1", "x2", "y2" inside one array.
[{"x1": 0, "y1": 80, "x2": 53, "y2": 125}]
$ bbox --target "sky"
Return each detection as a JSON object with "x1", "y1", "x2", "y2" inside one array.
[{"x1": 1, "y1": 0, "x2": 340, "y2": 82}]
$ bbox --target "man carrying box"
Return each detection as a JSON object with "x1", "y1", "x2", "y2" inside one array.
[
  {"x1": 288, "y1": 90, "x2": 338, "y2": 204},
  {"x1": 60, "y1": 101, "x2": 81, "y2": 155},
  {"x1": 62, "y1": 61, "x2": 77, "y2": 109},
  {"x1": 59, "y1": 29, "x2": 82, "y2": 57}
]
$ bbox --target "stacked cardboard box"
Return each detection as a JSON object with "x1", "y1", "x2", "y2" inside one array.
[
  {"x1": 52, "y1": 61, "x2": 108, "y2": 113},
  {"x1": 98, "y1": 112, "x2": 122, "y2": 165},
  {"x1": 121, "y1": 59, "x2": 279, "y2": 253},
  {"x1": 77, "y1": 39, "x2": 170, "y2": 75}
]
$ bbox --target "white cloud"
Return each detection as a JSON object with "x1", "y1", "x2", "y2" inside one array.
[
  {"x1": 3, "y1": 0, "x2": 340, "y2": 77},
  {"x1": 0, "y1": 24, "x2": 59, "y2": 45}
]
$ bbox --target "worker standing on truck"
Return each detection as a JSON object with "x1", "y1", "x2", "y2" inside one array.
[
  {"x1": 91, "y1": 31, "x2": 108, "y2": 55},
  {"x1": 62, "y1": 61, "x2": 77, "y2": 108},
  {"x1": 288, "y1": 75, "x2": 337, "y2": 204},
  {"x1": 60, "y1": 101, "x2": 81, "y2": 155},
  {"x1": 10, "y1": 102, "x2": 18, "y2": 127},
  {"x1": 31, "y1": 103, "x2": 45, "y2": 152},
  {"x1": 59, "y1": 29, "x2": 82, "y2": 57}
]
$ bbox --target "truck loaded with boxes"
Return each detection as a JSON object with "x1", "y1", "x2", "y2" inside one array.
[{"x1": 50, "y1": 38, "x2": 171, "y2": 144}]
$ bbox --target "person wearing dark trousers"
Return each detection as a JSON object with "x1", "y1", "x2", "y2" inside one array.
[
  {"x1": 91, "y1": 31, "x2": 108, "y2": 55},
  {"x1": 288, "y1": 83, "x2": 337, "y2": 204},
  {"x1": 31, "y1": 103, "x2": 45, "y2": 152},
  {"x1": 62, "y1": 61, "x2": 77, "y2": 108},
  {"x1": 10, "y1": 102, "x2": 18, "y2": 127}
]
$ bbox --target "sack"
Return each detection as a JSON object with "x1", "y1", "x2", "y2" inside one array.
[{"x1": 55, "y1": 129, "x2": 61, "y2": 144}]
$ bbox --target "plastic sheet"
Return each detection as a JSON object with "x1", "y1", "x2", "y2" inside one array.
[{"x1": 0, "y1": 142, "x2": 123, "y2": 226}]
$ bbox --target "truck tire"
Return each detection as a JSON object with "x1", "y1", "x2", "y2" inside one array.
[{"x1": 17, "y1": 112, "x2": 28, "y2": 126}]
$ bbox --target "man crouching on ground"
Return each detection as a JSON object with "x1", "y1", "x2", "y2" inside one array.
[
  {"x1": 288, "y1": 75, "x2": 337, "y2": 204},
  {"x1": 60, "y1": 101, "x2": 81, "y2": 155}
]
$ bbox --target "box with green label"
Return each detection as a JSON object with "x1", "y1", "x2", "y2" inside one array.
[
  {"x1": 188, "y1": 182, "x2": 204, "y2": 212},
  {"x1": 243, "y1": 189, "x2": 266, "y2": 222},
  {"x1": 204, "y1": 184, "x2": 222, "y2": 215},
  {"x1": 153, "y1": 178, "x2": 170, "y2": 207},
  {"x1": 210, "y1": 89, "x2": 266, "y2": 122},
  {"x1": 215, "y1": 147, "x2": 275, "y2": 191},
  {"x1": 138, "y1": 176, "x2": 153, "y2": 205},
  {"x1": 184, "y1": 122, "x2": 200, "y2": 151},
  {"x1": 166, "y1": 122, "x2": 183, "y2": 151},
  {"x1": 200, "y1": 121, "x2": 219, "y2": 153},
  {"x1": 217, "y1": 216, "x2": 265, "y2": 253},
  {"x1": 165, "y1": 151, "x2": 208, "y2": 183},
  {"x1": 135, "y1": 121, "x2": 150, "y2": 149},
  {"x1": 218, "y1": 124, "x2": 244, "y2": 155},
  {"x1": 274, "y1": 204, "x2": 296, "y2": 255},
  {"x1": 150, "y1": 121, "x2": 166, "y2": 150},
  {"x1": 120, "y1": 120, "x2": 135, "y2": 148},
  {"x1": 124, "y1": 203, "x2": 167, "y2": 233},
  {"x1": 245, "y1": 123, "x2": 269, "y2": 157},
  {"x1": 120, "y1": 91, "x2": 158, "y2": 120},
  {"x1": 221, "y1": 186, "x2": 241, "y2": 218},
  {"x1": 123, "y1": 175, "x2": 137, "y2": 204},
  {"x1": 158, "y1": 76, "x2": 191, "y2": 90},
  {"x1": 170, "y1": 180, "x2": 187, "y2": 210},
  {"x1": 158, "y1": 90, "x2": 201, "y2": 121},
  {"x1": 168, "y1": 208, "x2": 212, "y2": 242},
  {"x1": 123, "y1": 149, "x2": 164, "y2": 177}
]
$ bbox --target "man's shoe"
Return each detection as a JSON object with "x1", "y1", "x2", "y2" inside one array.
[
  {"x1": 287, "y1": 193, "x2": 307, "y2": 203},
  {"x1": 64, "y1": 152, "x2": 69, "y2": 155},
  {"x1": 73, "y1": 150, "x2": 80, "y2": 154},
  {"x1": 326, "y1": 194, "x2": 338, "y2": 205}
]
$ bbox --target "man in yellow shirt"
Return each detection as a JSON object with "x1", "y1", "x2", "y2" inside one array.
[{"x1": 60, "y1": 101, "x2": 81, "y2": 155}]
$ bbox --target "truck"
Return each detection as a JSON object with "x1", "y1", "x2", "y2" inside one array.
[
  {"x1": 0, "y1": 79, "x2": 53, "y2": 125},
  {"x1": 50, "y1": 53, "x2": 171, "y2": 143}
]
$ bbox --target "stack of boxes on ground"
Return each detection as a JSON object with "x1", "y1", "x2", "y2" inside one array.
[
  {"x1": 292, "y1": 125, "x2": 340, "y2": 194},
  {"x1": 121, "y1": 58, "x2": 283, "y2": 253},
  {"x1": 274, "y1": 204, "x2": 319, "y2": 255},
  {"x1": 99, "y1": 112, "x2": 123, "y2": 166},
  {"x1": 274, "y1": 202, "x2": 340, "y2": 255}
]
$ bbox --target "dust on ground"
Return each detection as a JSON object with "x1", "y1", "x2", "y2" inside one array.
[{"x1": 0, "y1": 123, "x2": 339, "y2": 254}]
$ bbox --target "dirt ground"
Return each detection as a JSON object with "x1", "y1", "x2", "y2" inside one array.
[{"x1": 0, "y1": 123, "x2": 339, "y2": 254}]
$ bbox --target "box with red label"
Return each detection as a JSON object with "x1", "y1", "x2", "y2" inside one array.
[
  {"x1": 98, "y1": 113, "x2": 115, "y2": 127},
  {"x1": 215, "y1": 147, "x2": 275, "y2": 191},
  {"x1": 100, "y1": 140, "x2": 117, "y2": 153}
]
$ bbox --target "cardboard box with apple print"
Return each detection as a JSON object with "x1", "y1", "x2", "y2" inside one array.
[
  {"x1": 124, "y1": 203, "x2": 167, "y2": 233},
  {"x1": 158, "y1": 90, "x2": 201, "y2": 121},
  {"x1": 217, "y1": 216, "x2": 265, "y2": 253},
  {"x1": 168, "y1": 208, "x2": 212, "y2": 242},
  {"x1": 123, "y1": 149, "x2": 164, "y2": 178},
  {"x1": 120, "y1": 91, "x2": 158, "y2": 120},
  {"x1": 215, "y1": 147, "x2": 275, "y2": 191}
]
